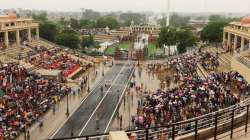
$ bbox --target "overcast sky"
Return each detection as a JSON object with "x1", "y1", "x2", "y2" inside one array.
[{"x1": 0, "y1": 0, "x2": 250, "y2": 13}]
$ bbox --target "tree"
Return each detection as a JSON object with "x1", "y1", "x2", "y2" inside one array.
[
  {"x1": 79, "y1": 19, "x2": 96, "y2": 29},
  {"x1": 96, "y1": 17, "x2": 119, "y2": 29},
  {"x1": 120, "y1": 12, "x2": 147, "y2": 26},
  {"x1": 39, "y1": 21, "x2": 59, "y2": 42},
  {"x1": 70, "y1": 18, "x2": 80, "y2": 29},
  {"x1": 81, "y1": 35, "x2": 95, "y2": 48},
  {"x1": 158, "y1": 26, "x2": 178, "y2": 56},
  {"x1": 200, "y1": 21, "x2": 228, "y2": 43},
  {"x1": 32, "y1": 12, "x2": 48, "y2": 21},
  {"x1": 55, "y1": 33, "x2": 80, "y2": 49},
  {"x1": 176, "y1": 29, "x2": 197, "y2": 53},
  {"x1": 81, "y1": 9, "x2": 101, "y2": 20}
]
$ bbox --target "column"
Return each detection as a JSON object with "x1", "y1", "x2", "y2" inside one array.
[
  {"x1": 28, "y1": 28, "x2": 31, "y2": 41},
  {"x1": 4, "y1": 31, "x2": 9, "y2": 48},
  {"x1": 16, "y1": 29, "x2": 20, "y2": 46},
  {"x1": 227, "y1": 33, "x2": 231, "y2": 47},
  {"x1": 234, "y1": 35, "x2": 237, "y2": 50},
  {"x1": 223, "y1": 31, "x2": 226, "y2": 43},
  {"x1": 241, "y1": 37, "x2": 245, "y2": 51},
  {"x1": 249, "y1": 40, "x2": 250, "y2": 50},
  {"x1": 36, "y1": 28, "x2": 39, "y2": 40}
]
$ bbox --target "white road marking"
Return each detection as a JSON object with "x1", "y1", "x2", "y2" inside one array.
[
  {"x1": 103, "y1": 64, "x2": 135, "y2": 135},
  {"x1": 49, "y1": 67, "x2": 119, "y2": 138},
  {"x1": 78, "y1": 65, "x2": 126, "y2": 136}
]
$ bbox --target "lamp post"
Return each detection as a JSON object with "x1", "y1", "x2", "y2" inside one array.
[
  {"x1": 102, "y1": 62, "x2": 105, "y2": 77},
  {"x1": 66, "y1": 92, "x2": 69, "y2": 116},
  {"x1": 87, "y1": 70, "x2": 90, "y2": 92}
]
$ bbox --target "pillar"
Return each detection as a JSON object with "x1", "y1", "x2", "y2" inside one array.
[
  {"x1": 36, "y1": 28, "x2": 39, "y2": 40},
  {"x1": 28, "y1": 28, "x2": 31, "y2": 41},
  {"x1": 249, "y1": 40, "x2": 250, "y2": 50},
  {"x1": 16, "y1": 29, "x2": 20, "y2": 46},
  {"x1": 4, "y1": 31, "x2": 9, "y2": 47},
  {"x1": 234, "y1": 35, "x2": 237, "y2": 50},
  {"x1": 241, "y1": 37, "x2": 245, "y2": 51},
  {"x1": 227, "y1": 33, "x2": 231, "y2": 48},
  {"x1": 223, "y1": 31, "x2": 226, "y2": 43}
]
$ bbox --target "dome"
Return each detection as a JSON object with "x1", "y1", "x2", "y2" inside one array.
[
  {"x1": 7, "y1": 13, "x2": 17, "y2": 19},
  {"x1": 241, "y1": 16, "x2": 250, "y2": 24}
]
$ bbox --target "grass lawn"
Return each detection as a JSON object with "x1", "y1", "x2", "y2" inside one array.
[
  {"x1": 118, "y1": 42, "x2": 130, "y2": 50},
  {"x1": 105, "y1": 46, "x2": 116, "y2": 55},
  {"x1": 148, "y1": 43, "x2": 157, "y2": 56}
]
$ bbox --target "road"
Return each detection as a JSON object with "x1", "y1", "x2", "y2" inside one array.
[{"x1": 52, "y1": 62, "x2": 134, "y2": 138}]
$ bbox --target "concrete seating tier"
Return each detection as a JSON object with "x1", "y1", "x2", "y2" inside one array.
[{"x1": 0, "y1": 46, "x2": 31, "y2": 60}]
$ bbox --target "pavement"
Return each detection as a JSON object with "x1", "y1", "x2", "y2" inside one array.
[
  {"x1": 51, "y1": 61, "x2": 135, "y2": 139},
  {"x1": 15, "y1": 64, "x2": 109, "y2": 140}
]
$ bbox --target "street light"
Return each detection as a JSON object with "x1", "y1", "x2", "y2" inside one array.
[
  {"x1": 66, "y1": 92, "x2": 69, "y2": 116},
  {"x1": 102, "y1": 62, "x2": 105, "y2": 77},
  {"x1": 87, "y1": 71, "x2": 90, "y2": 92}
]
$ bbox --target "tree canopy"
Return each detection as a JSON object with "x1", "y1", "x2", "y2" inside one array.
[
  {"x1": 55, "y1": 30, "x2": 80, "y2": 49},
  {"x1": 96, "y1": 17, "x2": 119, "y2": 29},
  {"x1": 39, "y1": 21, "x2": 59, "y2": 42},
  {"x1": 200, "y1": 21, "x2": 228, "y2": 43},
  {"x1": 158, "y1": 27, "x2": 197, "y2": 54},
  {"x1": 81, "y1": 35, "x2": 95, "y2": 48},
  {"x1": 176, "y1": 29, "x2": 197, "y2": 53},
  {"x1": 32, "y1": 12, "x2": 48, "y2": 21},
  {"x1": 120, "y1": 12, "x2": 147, "y2": 26}
]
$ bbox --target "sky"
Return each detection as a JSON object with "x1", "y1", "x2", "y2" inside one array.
[{"x1": 0, "y1": 0, "x2": 250, "y2": 13}]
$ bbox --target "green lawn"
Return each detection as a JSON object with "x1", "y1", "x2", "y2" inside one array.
[
  {"x1": 105, "y1": 46, "x2": 116, "y2": 55},
  {"x1": 118, "y1": 42, "x2": 130, "y2": 50},
  {"x1": 105, "y1": 42, "x2": 130, "y2": 56},
  {"x1": 148, "y1": 43, "x2": 157, "y2": 56}
]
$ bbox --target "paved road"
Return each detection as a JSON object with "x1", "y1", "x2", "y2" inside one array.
[{"x1": 52, "y1": 62, "x2": 134, "y2": 138}]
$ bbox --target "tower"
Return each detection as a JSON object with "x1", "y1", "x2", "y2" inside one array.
[{"x1": 166, "y1": 0, "x2": 170, "y2": 26}]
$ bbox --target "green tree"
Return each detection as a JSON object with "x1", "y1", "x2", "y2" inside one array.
[
  {"x1": 79, "y1": 19, "x2": 96, "y2": 29},
  {"x1": 81, "y1": 9, "x2": 101, "y2": 20},
  {"x1": 96, "y1": 17, "x2": 119, "y2": 29},
  {"x1": 200, "y1": 21, "x2": 227, "y2": 43},
  {"x1": 157, "y1": 27, "x2": 178, "y2": 56},
  {"x1": 55, "y1": 33, "x2": 80, "y2": 49},
  {"x1": 39, "y1": 21, "x2": 59, "y2": 42},
  {"x1": 176, "y1": 29, "x2": 197, "y2": 53},
  {"x1": 120, "y1": 12, "x2": 147, "y2": 26},
  {"x1": 32, "y1": 12, "x2": 48, "y2": 21},
  {"x1": 81, "y1": 35, "x2": 95, "y2": 48},
  {"x1": 70, "y1": 18, "x2": 80, "y2": 29}
]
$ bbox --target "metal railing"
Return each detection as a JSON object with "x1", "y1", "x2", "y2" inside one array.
[{"x1": 48, "y1": 97, "x2": 250, "y2": 140}]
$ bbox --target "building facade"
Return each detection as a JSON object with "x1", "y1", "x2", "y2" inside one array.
[
  {"x1": 223, "y1": 16, "x2": 250, "y2": 52},
  {"x1": 0, "y1": 13, "x2": 39, "y2": 48}
]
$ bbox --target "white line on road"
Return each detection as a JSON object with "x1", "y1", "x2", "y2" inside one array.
[
  {"x1": 103, "y1": 64, "x2": 135, "y2": 135},
  {"x1": 78, "y1": 64, "x2": 126, "y2": 136},
  {"x1": 49, "y1": 67, "x2": 117, "y2": 138}
]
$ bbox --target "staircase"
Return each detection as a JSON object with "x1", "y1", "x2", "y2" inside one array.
[
  {"x1": 207, "y1": 47, "x2": 232, "y2": 68},
  {"x1": 197, "y1": 63, "x2": 208, "y2": 79},
  {"x1": 0, "y1": 46, "x2": 31, "y2": 60}
]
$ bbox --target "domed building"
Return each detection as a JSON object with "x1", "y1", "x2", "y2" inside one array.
[
  {"x1": 0, "y1": 12, "x2": 39, "y2": 48},
  {"x1": 223, "y1": 16, "x2": 250, "y2": 52}
]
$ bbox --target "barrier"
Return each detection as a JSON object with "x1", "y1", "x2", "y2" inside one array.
[{"x1": 48, "y1": 98, "x2": 250, "y2": 140}]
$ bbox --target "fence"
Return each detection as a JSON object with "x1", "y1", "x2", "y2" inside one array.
[{"x1": 48, "y1": 97, "x2": 250, "y2": 140}]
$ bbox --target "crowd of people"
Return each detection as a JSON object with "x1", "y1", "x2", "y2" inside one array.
[
  {"x1": 133, "y1": 52, "x2": 249, "y2": 130},
  {"x1": 27, "y1": 46, "x2": 81, "y2": 77},
  {"x1": 200, "y1": 52, "x2": 219, "y2": 71},
  {"x1": 0, "y1": 63, "x2": 71, "y2": 139}
]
